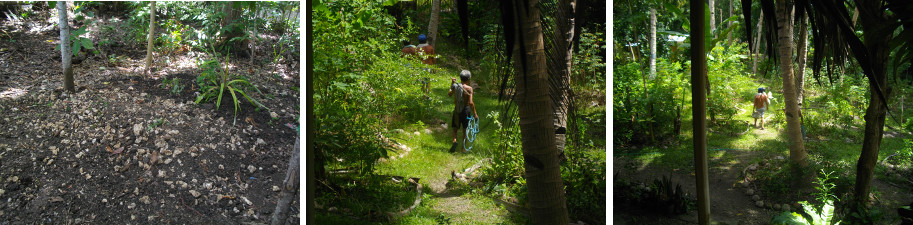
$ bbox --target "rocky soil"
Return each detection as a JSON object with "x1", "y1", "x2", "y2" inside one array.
[{"x1": 0, "y1": 12, "x2": 299, "y2": 224}]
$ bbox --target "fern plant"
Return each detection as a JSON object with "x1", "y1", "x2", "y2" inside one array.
[{"x1": 771, "y1": 170, "x2": 842, "y2": 225}]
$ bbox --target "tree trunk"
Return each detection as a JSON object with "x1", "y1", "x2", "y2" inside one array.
[
  {"x1": 649, "y1": 8, "x2": 656, "y2": 79},
  {"x1": 509, "y1": 1, "x2": 569, "y2": 223},
  {"x1": 271, "y1": 137, "x2": 300, "y2": 225},
  {"x1": 428, "y1": 0, "x2": 441, "y2": 46},
  {"x1": 775, "y1": 0, "x2": 808, "y2": 183},
  {"x1": 57, "y1": 1, "x2": 74, "y2": 93},
  {"x1": 690, "y1": 0, "x2": 711, "y2": 223},
  {"x1": 727, "y1": 0, "x2": 733, "y2": 46},
  {"x1": 551, "y1": 0, "x2": 575, "y2": 162},
  {"x1": 753, "y1": 10, "x2": 763, "y2": 76},
  {"x1": 853, "y1": 2, "x2": 892, "y2": 208},
  {"x1": 220, "y1": 2, "x2": 244, "y2": 54},
  {"x1": 145, "y1": 1, "x2": 155, "y2": 75},
  {"x1": 796, "y1": 15, "x2": 807, "y2": 106},
  {"x1": 709, "y1": 0, "x2": 715, "y2": 33}
]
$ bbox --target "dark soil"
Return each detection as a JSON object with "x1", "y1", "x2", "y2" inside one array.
[{"x1": 0, "y1": 10, "x2": 299, "y2": 224}]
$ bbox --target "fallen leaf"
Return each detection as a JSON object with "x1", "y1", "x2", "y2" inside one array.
[
  {"x1": 106, "y1": 145, "x2": 113, "y2": 153},
  {"x1": 150, "y1": 151, "x2": 160, "y2": 165},
  {"x1": 112, "y1": 147, "x2": 124, "y2": 155},
  {"x1": 245, "y1": 116, "x2": 257, "y2": 126}
]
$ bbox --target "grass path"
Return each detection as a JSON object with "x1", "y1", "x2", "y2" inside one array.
[{"x1": 374, "y1": 61, "x2": 528, "y2": 224}]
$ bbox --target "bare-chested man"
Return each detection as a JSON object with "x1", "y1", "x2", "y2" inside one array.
[{"x1": 448, "y1": 70, "x2": 478, "y2": 153}]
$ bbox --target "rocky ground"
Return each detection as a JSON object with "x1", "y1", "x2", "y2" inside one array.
[{"x1": 0, "y1": 12, "x2": 299, "y2": 224}]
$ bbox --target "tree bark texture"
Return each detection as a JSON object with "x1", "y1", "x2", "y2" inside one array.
[
  {"x1": 145, "y1": 1, "x2": 155, "y2": 74},
  {"x1": 709, "y1": 0, "x2": 715, "y2": 33},
  {"x1": 428, "y1": 0, "x2": 441, "y2": 46},
  {"x1": 509, "y1": 0, "x2": 569, "y2": 223},
  {"x1": 775, "y1": 0, "x2": 808, "y2": 174},
  {"x1": 58, "y1": 1, "x2": 74, "y2": 93},
  {"x1": 548, "y1": 0, "x2": 575, "y2": 161},
  {"x1": 690, "y1": 0, "x2": 711, "y2": 223},
  {"x1": 649, "y1": 8, "x2": 656, "y2": 79},
  {"x1": 853, "y1": 1, "x2": 892, "y2": 208},
  {"x1": 271, "y1": 137, "x2": 300, "y2": 225},
  {"x1": 753, "y1": 10, "x2": 763, "y2": 75},
  {"x1": 796, "y1": 15, "x2": 807, "y2": 105}
]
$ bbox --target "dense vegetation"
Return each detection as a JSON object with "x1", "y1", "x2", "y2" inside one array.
[
  {"x1": 614, "y1": 0, "x2": 913, "y2": 223},
  {"x1": 313, "y1": 0, "x2": 606, "y2": 223}
]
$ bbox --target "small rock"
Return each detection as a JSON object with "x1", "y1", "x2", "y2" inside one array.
[
  {"x1": 133, "y1": 123, "x2": 143, "y2": 136},
  {"x1": 423, "y1": 129, "x2": 432, "y2": 134},
  {"x1": 773, "y1": 204, "x2": 781, "y2": 210},
  {"x1": 203, "y1": 182, "x2": 213, "y2": 190},
  {"x1": 247, "y1": 165, "x2": 257, "y2": 173},
  {"x1": 752, "y1": 195, "x2": 761, "y2": 201},
  {"x1": 140, "y1": 196, "x2": 151, "y2": 204},
  {"x1": 756, "y1": 200, "x2": 764, "y2": 208},
  {"x1": 102, "y1": 199, "x2": 108, "y2": 203},
  {"x1": 241, "y1": 196, "x2": 252, "y2": 205},
  {"x1": 270, "y1": 111, "x2": 279, "y2": 119},
  {"x1": 272, "y1": 186, "x2": 280, "y2": 192},
  {"x1": 189, "y1": 190, "x2": 201, "y2": 198},
  {"x1": 0, "y1": 189, "x2": 4, "y2": 196},
  {"x1": 328, "y1": 207, "x2": 337, "y2": 212},
  {"x1": 256, "y1": 139, "x2": 266, "y2": 146},
  {"x1": 782, "y1": 204, "x2": 790, "y2": 211},
  {"x1": 128, "y1": 202, "x2": 136, "y2": 209},
  {"x1": 746, "y1": 189, "x2": 754, "y2": 196},
  {"x1": 748, "y1": 163, "x2": 759, "y2": 171}
]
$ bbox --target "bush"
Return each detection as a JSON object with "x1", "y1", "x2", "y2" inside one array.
[
  {"x1": 563, "y1": 145, "x2": 607, "y2": 223},
  {"x1": 194, "y1": 54, "x2": 265, "y2": 124}
]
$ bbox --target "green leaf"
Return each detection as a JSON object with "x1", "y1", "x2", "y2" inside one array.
[
  {"x1": 72, "y1": 41, "x2": 81, "y2": 55},
  {"x1": 49, "y1": 1, "x2": 57, "y2": 9},
  {"x1": 81, "y1": 38, "x2": 93, "y2": 49}
]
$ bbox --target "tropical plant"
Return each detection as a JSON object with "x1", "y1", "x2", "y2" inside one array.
[
  {"x1": 194, "y1": 53, "x2": 265, "y2": 124},
  {"x1": 770, "y1": 170, "x2": 841, "y2": 225}
]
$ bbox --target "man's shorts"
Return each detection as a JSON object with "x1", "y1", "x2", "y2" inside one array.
[
  {"x1": 752, "y1": 107, "x2": 767, "y2": 119},
  {"x1": 451, "y1": 106, "x2": 471, "y2": 129}
]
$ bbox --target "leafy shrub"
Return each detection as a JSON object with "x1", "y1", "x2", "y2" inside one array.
[
  {"x1": 613, "y1": 58, "x2": 687, "y2": 145},
  {"x1": 770, "y1": 170, "x2": 842, "y2": 225},
  {"x1": 574, "y1": 27, "x2": 607, "y2": 90},
  {"x1": 563, "y1": 145, "x2": 607, "y2": 223},
  {"x1": 161, "y1": 78, "x2": 184, "y2": 96},
  {"x1": 477, "y1": 111, "x2": 526, "y2": 198}
]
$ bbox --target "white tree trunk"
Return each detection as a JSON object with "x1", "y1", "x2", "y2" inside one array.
[
  {"x1": 752, "y1": 11, "x2": 763, "y2": 75},
  {"x1": 649, "y1": 8, "x2": 656, "y2": 79},
  {"x1": 709, "y1": 0, "x2": 715, "y2": 33},
  {"x1": 145, "y1": 1, "x2": 155, "y2": 75},
  {"x1": 58, "y1": 1, "x2": 74, "y2": 93}
]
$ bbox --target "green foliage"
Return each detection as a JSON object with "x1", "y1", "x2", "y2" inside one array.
[
  {"x1": 314, "y1": 0, "x2": 420, "y2": 175},
  {"x1": 161, "y1": 77, "x2": 184, "y2": 96},
  {"x1": 562, "y1": 145, "x2": 607, "y2": 223},
  {"x1": 574, "y1": 27, "x2": 607, "y2": 90},
  {"x1": 613, "y1": 58, "x2": 687, "y2": 144},
  {"x1": 706, "y1": 43, "x2": 756, "y2": 123},
  {"x1": 477, "y1": 111, "x2": 526, "y2": 198},
  {"x1": 194, "y1": 54, "x2": 265, "y2": 124},
  {"x1": 55, "y1": 3, "x2": 96, "y2": 56},
  {"x1": 770, "y1": 170, "x2": 842, "y2": 225}
]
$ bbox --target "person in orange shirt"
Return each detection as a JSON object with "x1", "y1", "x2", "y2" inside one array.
[
  {"x1": 752, "y1": 87, "x2": 771, "y2": 129},
  {"x1": 416, "y1": 34, "x2": 435, "y2": 94},
  {"x1": 400, "y1": 39, "x2": 417, "y2": 58}
]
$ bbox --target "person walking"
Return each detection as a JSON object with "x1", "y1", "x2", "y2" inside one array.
[
  {"x1": 752, "y1": 87, "x2": 771, "y2": 129},
  {"x1": 448, "y1": 70, "x2": 478, "y2": 153}
]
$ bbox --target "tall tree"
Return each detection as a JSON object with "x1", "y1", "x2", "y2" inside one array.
[
  {"x1": 649, "y1": 8, "x2": 656, "y2": 79},
  {"x1": 145, "y1": 1, "x2": 155, "y2": 75},
  {"x1": 428, "y1": 0, "x2": 441, "y2": 46},
  {"x1": 501, "y1": 0, "x2": 569, "y2": 223},
  {"x1": 752, "y1": 10, "x2": 763, "y2": 75},
  {"x1": 57, "y1": 1, "x2": 74, "y2": 93},
  {"x1": 774, "y1": 0, "x2": 809, "y2": 183},
  {"x1": 796, "y1": 14, "x2": 807, "y2": 105},
  {"x1": 710, "y1": 0, "x2": 715, "y2": 34},
  {"x1": 690, "y1": 1, "x2": 711, "y2": 223},
  {"x1": 546, "y1": 0, "x2": 576, "y2": 162}
]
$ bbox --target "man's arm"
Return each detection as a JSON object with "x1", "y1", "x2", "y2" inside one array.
[{"x1": 448, "y1": 78, "x2": 456, "y2": 96}]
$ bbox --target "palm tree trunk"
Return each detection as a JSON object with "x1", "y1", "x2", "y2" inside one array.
[
  {"x1": 145, "y1": 1, "x2": 155, "y2": 75},
  {"x1": 775, "y1": 0, "x2": 808, "y2": 178},
  {"x1": 428, "y1": 0, "x2": 442, "y2": 46},
  {"x1": 510, "y1": 0, "x2": 569, "y2": 223},
  {"x1": 551, "y1": 0, "x2": 575, "y2": 161},
  {"x1": 58, "y1": 1, "x2": 74, "y2": 93}
]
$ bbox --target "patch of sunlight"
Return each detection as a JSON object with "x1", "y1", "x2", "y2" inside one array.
[
  {"x1": 0, "y1": 87, "x2": 28, "y2": 99},
  {"x1": 634, "y1": 152, "x2": 664, "y2": 168}
]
